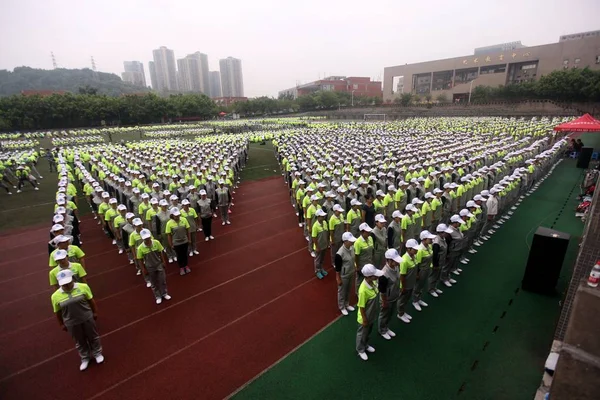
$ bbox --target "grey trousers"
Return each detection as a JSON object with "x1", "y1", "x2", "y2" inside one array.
[
  {"x1": 378, "y1": 300, "x2": 398, "y2": 334},
  {"x1": 397, "y1": 288, "x2": 414, "y2": 316},
  {"x1": 314, "y1": 249, "x2": 326, "y2": 273},
  {"x1": 337, "y1": 274, "x2": 352, "y2": 310},
  {"x1": 441, "y1": 261, "x2": 452, "y2": 282},
  {"x1": 160, "y1": 234, "x2": 176, "y2": 259},
  {"x1": 413, "y1": 267, "x2": 431, "y2": 302},
  {"x1": 356, "y1": 323, "x2": 374, "y2": 353},
  {"x1": 148, "y1": 268, "x2": 167, "y2": 298},
  {"x1": 67, "y1": 319, "x2": 102, "y2": 361},
  {"x1": 429, "y1": 267, "x2": 441, "y2": 290},
  {"x1": 188, "y1": 231, "x2": 197, "y2": 252},
  {"x1": 219, "y1": 205, "x2": 230, "y2": 222}
]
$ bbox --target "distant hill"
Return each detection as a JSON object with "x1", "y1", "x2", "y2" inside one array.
[{"x1": 0, "y1": 67, "x2": 150, "y2": 97}]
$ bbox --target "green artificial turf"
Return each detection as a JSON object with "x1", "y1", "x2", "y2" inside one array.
[
  {"x1": 232, "y1": 159, "x2": 585, "y2": 400},
  {"x1": 240, "y1": 141, "x2": 281, "y2": 181}
]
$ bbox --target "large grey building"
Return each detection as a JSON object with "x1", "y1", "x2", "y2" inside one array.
[
  {"x1": 383, "y1": 33, "x2": 600, "y2": 103},
  {"x1": 176, "y1": 52, "x2": 210, "y2": 94},
  {"x1": 191, "y1": 52, "x2": 210, "y2": 95},
  {"x1": 474, "y1": 41, "x2": 526, "y2": 56},
  {"x1": 152, "y1": 46, "x2": 178, "y2": 92},
  {"x1": 148, "y1": 61, "x2": 158, "y2": 91},
  {"x1": 209, "y1": 71, "x2": 222, "y2": 98},
  {"x1": 121, "y1": 61, "x2": 147, "y2": 87},
  {"x1": 219, "y1": 57, "x2": 244, "y2": 97}
]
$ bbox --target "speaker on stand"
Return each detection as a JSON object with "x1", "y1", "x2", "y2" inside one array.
[{"x1": 522, "y1": 227, "x2": 570, "y2": 295}]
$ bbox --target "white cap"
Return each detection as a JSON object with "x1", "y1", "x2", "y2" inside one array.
[
  {"x1": 412, "y1": 198, "x2": 424, "y2": 205},
  {"x1": 56, "y1": 235, "x2": 71, "y2": 243},
  {"x1": 473, "y1": 195, "x2": 484, "y2": 201},
  {"x1": 101, "y1": 192, "x2": 110, "y2": 198},
  {"x1": 419, "y1": 230, "x2": 436, "y2": 240},
  {"x1": 450, "y1": 215, "x2": 465, "y2": 224},
  {"x1": 342, "y1": 232, "x2": 357, "y2": 242},
  {"x1": 406, "y1": 204, "x2": 417, "y2": 212},
  {"x1": 126, "y1": 212, "x2": 135, "y2": 219},
  {"x1": 56, "y1": 269, "x2": 74, "y2": 285},
  {"x1": 392, "y1": 210, "x2": 403, "y2": 219},
  {"x1": 117, "y1": 204, "x2": 127, "y2": 211},
  {"x1": 424, "y1": 192, "x2": 434, "y2": 199},
  {"x1": 133, "y1": 218, "x2": 144, "y2": 226},
  {"x1": 351, "y1": 199, "x2": 362, "y2": 206},
  {"x1": 51, "y1": 224, "x2": 64, "y2": 232},
  {"x1": 405, "y1": 239, "x2": 420, "y2": 250},
  {"x1": 361, "y1": 264, "x2": 384, "y2": 277},
  {"x1": 436, "y1": 223, "x2": 453, "y2": 234},
  {"x1": 310, "y1": 195, "x2": 319, "y2": 201},
  {"x1": 466, "y1": 201, "x2": 475, "y2": 208},
  {"x1": 53, "y1": 249, "x2": 68, "y2": 261},
  {"x1": 459, "y1": 209, "x2": 473, "y2": 217},
  {"x1": 333, "y1": 204, "x2": 344, "y2": 212},
  {"x1": 384, "y1": 248, "x2": 402, "y2": 263},
  {"x1": 170, "y1": 208, "x2": 181, "y2": 216},
  {"x1": 376, "y1": 190, "x2": 384, "y2": 197},
  {"x1": 53, "y1": 215, "x2": 64, "y2": 223},
  {"x1": 140, "y1": 228, "x2": 152, "y2": 240},
  {"x1": 433, "y1": 188, "x2": 443, "y2": 194},
  {"x1": 169, "y1": 194, "x2": 178, "y2": 201},
  {"x1": 140, "y1": 192, "x2": 149, "y2": 198},
  {"x1": 375, "y1": 214, "x2": 386, "y2": 223},
  {"x1": 199, "y1": 189, "x2": 207, "y2": 195},
  {"x1": 359, "y1": 223, "x2": 373, "y2": 232},
  {"x1": 388, "y1": 185, "x2": 396, "y2": 191},
  {"x1": 315, "y1": 209, "x2": 326, "y2": 217},
  {"x1": 181, "y1": 199, "x2": 190, "y2": 205},
  {"x1": 150, "y1": 198, "x2": 159, "y2": 204},
  {"x1": 159, "y1": 199, "x2": 169, "y2": 206}
]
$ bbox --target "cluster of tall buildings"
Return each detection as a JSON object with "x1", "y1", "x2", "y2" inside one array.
[{"x1": 121, "y1": 46, "x2": 244, "y2": 98}]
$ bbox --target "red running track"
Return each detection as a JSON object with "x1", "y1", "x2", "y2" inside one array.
[{"x1": 0, "y1": 176, "x2": 346, "y2": 400}]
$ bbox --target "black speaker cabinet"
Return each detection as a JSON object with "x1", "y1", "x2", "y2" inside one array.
[
  {"x1": 577, "y1": 147, "x2": 593, "y2": 169},
  {"x1": 522, "y1": 227, "x2": 570, "y2": 294}
]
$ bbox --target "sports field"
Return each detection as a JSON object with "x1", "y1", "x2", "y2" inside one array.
[{"x1": 0, "y1": 137, "x2": 593, "y2": 400}]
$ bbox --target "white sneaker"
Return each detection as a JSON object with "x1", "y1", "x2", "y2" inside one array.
[
  {"x1": 210, "y1": 236, "x2": 214, "y2": 240},
  {"x1": 129, "y1": 260, "x2": 134, "y2": 265},
  {"x1": 118, "y1": 249, "x2": 123, "y2": 254},
  {"x1": 449, "y1": 278, "x2": 457, "y2": 284},
  {"x1": 205, "y1": 237, "x2": 210, "y2": 241},
  {"x1": 226, "y1": 221, "x2": 231, "y2": 225},
  {"x1": 481, "y1": 236, "x2": 489, "y2": 241},
  {"x1": 39, "y1": 176, "x2": 43, "y2": 179},
  {"x1": 511, "y1": 206, "x2": 517, "y2": 210},
  {"x1": 346, "y1": 305, "x2": 355, "y2": 312},
  {"x1": 189, "y1": 251, "x2": 193, "y2": 257},
  {"x1": 413, "y1": 302, "x2": 422, "y2": 312},
  {"x1": 95, "y1": 354, "x2": 104, "y2": 364},
  {"x1": 418, "y1": 300, "x2": 428, "y2": 307},
  {"x1": 163, "y1": 294, "x2": 172, "y2": 300},
  {"x1": 80, "y1": 360, "x2": 89, "y2": 371},
  {"x1": 112, "y1": 239, "x2": 117, "y2": 245},
  {"x1": 492, "y1": 225, "x2": 499, "y2": 229},
  {"x1": 136, "y1": 270, "x2": 142, "y2": 275},
  {"x1": 311, "y1": 251, "x2": 316, "y2": 258},
  {"x1": 443, "y1": 280, "x2": 453, "y2": 287},
  {"x1": 435, "y1": 288, "x2": 443, "y2": 294},
  {"x1": 399, "y1": 313, "x2": 411, "y2": 323},
  {"x1": 16, "y1": 190, "x2": 21, "y2": 193},
  {"x1": 358, "y1": 352, "x2": 368, "y2": 361},
  {"x1": 453, "y1": 270, "x2": 461, "y2": 275},
  {"x1": 366, "y1": 345, "x2": 375, "y2": 353},
  {"x1": 460, "y1": 259, "x2": 469, "y2": 265},
  {"x1": 146, "y1": 282, "x2": 151, "y2": 288},
  {"x1": 341, "y1": 308, "x2": 348, "y2": 316},
  {"x1": 213, "y1": 214, "x2": 217, "y2": 218},
  {"x1": 156, "y1": 298, "x2": 162, "y2": 304},
  {"x1": 298, "y1": 223, "x2": 303, "y2": 227},
  {"x1": 173, "y1": 257, "x2": 178, "y2": 261},
  {"x1": 429, "y1": 291, "x2": 439, "y2": 298},
  {"x1": 193, "y1": 250, "x2": 199, "y2": 255},
  {"x1": 468, "y1": 249, "x2": 477, "y2": 254},
  {"x1": 34, "y1": 187, "x2": 39, "y2": 191},
  {"x1": 387, "y1": 329, "x2": 396, "y2": 337},
  {"x1": 222, "y1": 222, "x2": 226, "y2": 226},
  {"x1": 198, "y1": 228, "x2": 203, "y2": 231},
  {"x1": 507, "y1": 211, "x2": 513, "y2": 215},
  {"x1": 168, "y1": 258, "x2": 173, "y2": 263},
  {"x1": 406, "y1": 313, "x2": 413, "y2": 320},
  {"x1": 295, "y1": 212, "x2": 299, "y2": 216},
  {"x1": 457, "y1": 268, "x2": 463, "y2": 272},
  {"x1": 381, "y1": 332, "x2": 391, "y2": 340}
]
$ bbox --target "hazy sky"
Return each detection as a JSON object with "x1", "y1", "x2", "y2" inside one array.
[{"x1": 1, "y1": 0, "x2": 599, "y2": 97}]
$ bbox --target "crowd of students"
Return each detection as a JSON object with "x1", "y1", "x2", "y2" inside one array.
[
  {"x1": 274, "y1": 124, "x2": 567, "y2": 361},
  {"x1": 0, "y1": 149, "x2": 44, "y2": 194},
  {"x1": 46, "y1": 137, "x2": 248, "y2": 371}
]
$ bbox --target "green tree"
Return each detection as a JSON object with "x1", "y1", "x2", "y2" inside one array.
[
  {"x1": 399, "y1": 93, "x2": 413, "y2": 106},
  {"x1": 435, "y1": 93, "x2": 448, "y2": 103}
]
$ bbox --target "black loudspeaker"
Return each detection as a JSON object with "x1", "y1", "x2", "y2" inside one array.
[
  {"x1": 522, "y1": 227, "x2": 570, "y2": 294},
  {"x1": 577, "y1": 147, "x2": 593, "y2": 169}
]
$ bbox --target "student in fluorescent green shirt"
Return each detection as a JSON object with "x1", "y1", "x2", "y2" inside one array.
[
  {"x1": 49, "y1": 249, "x2": 87, "y2": 289},
  {"x1": 356, "y1": 264, "x2": 383, "y2": 361},
  {"x1": 136, "y1": 229, "x2": 171, "y2": 304},
  {"x1": 165, "y1": 208, "x2": 191, "y2": 276},
  {"x1": 49, "y1": 235, "x2": 86, "y2": 269}
]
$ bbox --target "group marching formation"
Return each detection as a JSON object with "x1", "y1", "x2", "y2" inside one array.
[
  {"x1": 274, "y1": 123, "x2": 567, "y2": 361},
  {"x1": 0, "y1": 148, "x2": 44, "y2": 194},
  {"x1": 46, "y1": 137, "x2": 248, "y2": 371}
]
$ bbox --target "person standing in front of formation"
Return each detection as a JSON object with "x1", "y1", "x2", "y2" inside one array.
[
  {"x1": 432, "y1": 223, "x2": 452, "y2": 293},
  {"x1": 51, "y1": 269, "x2": 103, "y2": 372},
  {"x1": 136, "y1": 229, "x2": 172, "y2": 305},
  {"x1": 166, "y1": 208, "x2": 191, "y2": 276},
  {"x1": 216, "y1": 179, "x2": 231, "y2": 226},
  {"x1": 312, "y1": 209, "x2": 329, "y2": 279},
  {"x1": 378, "y1": 248, "x2": 402, "y2": 340},
  {"x1": 412, "y1": 230, "x2": 436, "y2": 311},
  {"x1": 197, "y1": 189, "x2": 214, "y2": 241},
  {"x1": 181, "y1": 199, "x2": 200, "y2": 257},
  {"x1": 397, "y1": 239, "x2": 420, "y2": 324},
  {"x1": 329, "y1": 204, "x2": 346, "y2": 268},
  {"x1": 335, "y1": 232, "x2": 356, "y2": 316},
  {"x1": 356, "y1": 264, "x2": 384, "y2": 361}
]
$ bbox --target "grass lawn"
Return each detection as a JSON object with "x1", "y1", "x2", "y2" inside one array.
[{"x1": 240, "y1": 141, "x2": 281, "y2": 181}]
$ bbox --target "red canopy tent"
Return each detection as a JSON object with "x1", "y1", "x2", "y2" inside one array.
[{"x1": 553, "y1": 113, "x2": 600, "y2": 132}]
